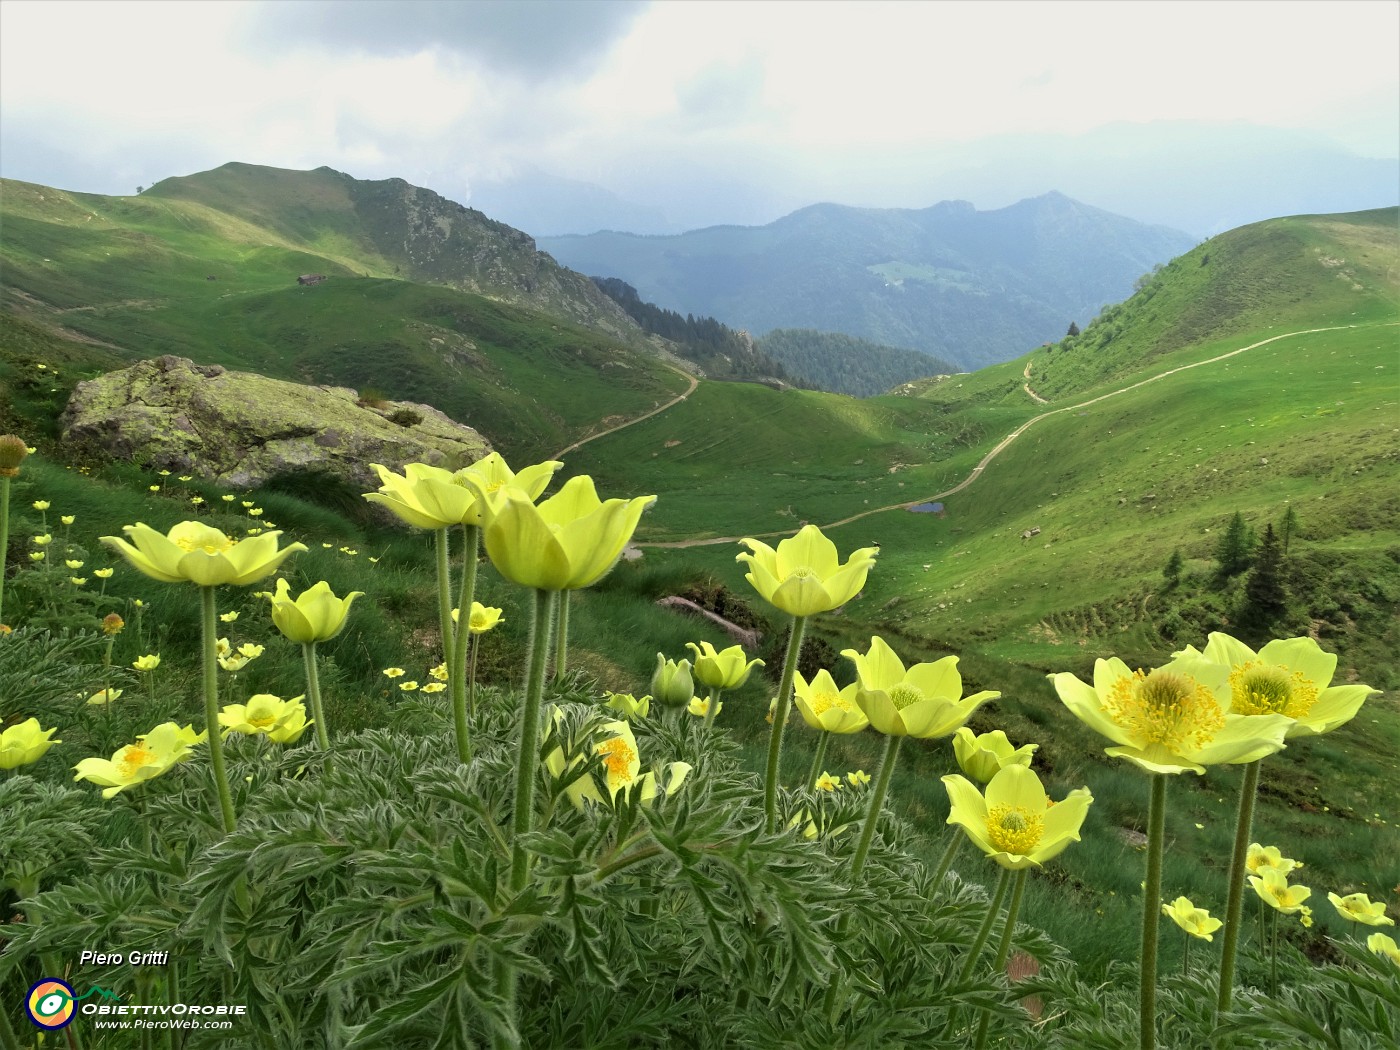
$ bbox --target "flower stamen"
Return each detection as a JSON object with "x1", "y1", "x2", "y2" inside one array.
[
  {"x1": 987, "y1": 804, "x2": 1045, "y2": 856},
  {"x1": 1229, "y1": 661, "x2": 1317, "y2": 719},
  {"x1": 1104, "y1": 668, "x2": 1224, "y2": 751}
]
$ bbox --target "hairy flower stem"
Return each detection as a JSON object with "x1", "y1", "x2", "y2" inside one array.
[
  {"x1": 973, "y1": 868, "x2": 1029, "y2": 1050},
  {"x1": 852, "y1": 734, "x2": 901, "y2": 880},
  {"x1": 434, "y1": 526, "x2": 454, "y2": 671},
  {"x1": 200, "y1": 587, "x2": 237, "y2": 833},
  {"x1": 1141, "y1": 774, "x2": 1167, "y2": 1050},
  {"x1": 934, "y1": 831, "x2": 964, "y2": 885},
  {"x1": 961, "y1": 868, "x2": 1013, "y2": 981},
  {"x1": 803, "y1": 731, "x2": 831, "y2": 792},
  {"x1": 468, "y1": 635, "x2": 480, "y2": 719},
  {"x1": 822, "y1": 733, "x2": 902, "y2": 1019},
  {"x1": 703, "y1": 686, "x2": 722, "y2": 730},
  {"x1": 0, "y1": 475, "x2": 10, "y2": 625},
  {"x1": 1216, "y1": 759, "x2": 1261, "y2": 1015},
  {"x1": 300, "y1": 642, "x2": 333, "y2": 773},
  {"x1": 451, "y1": 525, "x2": 479, "y2": 762},
  {"x1": 553, "y1": 590, "x2": 569, "y2": 680},
  {"x1": 510, "y1": 588, "x2": 557, "y2": 893},
  {"x1": 763, "y1": 615, "x2": 807, "y2": 833},
  {"x1": 0, "y1": 1001, "x2": 21, "y2": 1050}
]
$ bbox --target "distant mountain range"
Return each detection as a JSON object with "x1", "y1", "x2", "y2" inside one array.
[
  {"x1": 541, "y1": 193, "x2": 1195, "y2": 370},
  {"x1": 466, "y1": 123, "x2": 1397, "y2": 240}
]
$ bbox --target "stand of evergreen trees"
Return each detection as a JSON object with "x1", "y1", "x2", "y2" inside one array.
[{"x1": 591, "y1": 277, "x2": 802, "y2": 386}]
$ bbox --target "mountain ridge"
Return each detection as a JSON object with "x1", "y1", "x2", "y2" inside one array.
[{"x1": 539, "y1": 193, "x2": 1196, "y2": 369}]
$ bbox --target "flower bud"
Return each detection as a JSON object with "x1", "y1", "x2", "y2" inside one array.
[
  {"x1": 0, "y1": 435, "x2": 28, "y2": 477},
  {"x1": 650, "y1": 653, "x2": 694, "y2": 708}
]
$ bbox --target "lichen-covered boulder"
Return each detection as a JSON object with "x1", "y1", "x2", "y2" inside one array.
[{"x1": 61, "y1": 355, "x2": 491, "y2": 490}]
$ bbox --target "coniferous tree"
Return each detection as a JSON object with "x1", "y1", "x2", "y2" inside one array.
[
  {"x1": 1163, "y1": 548, "x2": 1183, "y2": 587},
  {"x1": 1280, "y1": 504, "x2": 1299, "y2": 557},
  {"x1": 1214, "y1": 511, "x2": 1254, "y2": 584},
  {"x1": 1066, "y1": 321, "x2": 1080, "y2": 338},
  {"x1": 1240, "y1": 523, "x2": 1288, "y2": 633}
]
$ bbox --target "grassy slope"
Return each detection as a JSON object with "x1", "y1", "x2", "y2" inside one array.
[
  {"x1": 3, "y1": 199, "x2": 1395, "y2": 974},
  {"x1": 568, "y1": 209, "x2": 1400, "y2": 969},
  {"x1": 0, "y1": 177, "x2": 687, "y2": 458}
]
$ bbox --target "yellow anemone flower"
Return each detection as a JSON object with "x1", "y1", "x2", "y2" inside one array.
[
  {"x1": 686, "y1": 641, "x2": 764, "y2": 691},
  {"x1": 952, "y1": 727, "x2": 1039, "y2": 784},
  {"x1": 843, "y1": 635, "x2": 998, "y2": 738},
  {"x1": 73, "y1": 722, "x2": 204, "y2": 799},
  {"x1": 101, "y1": 521, "x2": 306, "y2": 586},
  {"x1": 475, "y1": 475, "x2": 655, "y2": 591},
  {"x1": 0, "y1": 718, "x2": 62, "y2": 770},
  {"x1": 363, "y1": 462, "x2": 480, "y2": 529},
  {"x1": 218, "y1": 694, "x2": 312, "y2": 743},
  {"x1": 1367, "y1": 933, "x2": 1400, "y2": 967},
  {"x1": 1328, "y1": 892, "x2": 1394, "y2": 927},
  {"x1": 545, "y1": 719, "x2": 690, "y2": 810},
  {"x1": 1050, "y1": 654, "x2": 1292, "y2": 775},
  {"x1": 1185, "y1": 632, "x2": 1379, "y2": 737},
  {"x1": 736, "y1": 524, "x2": 878, "y2": 618},
  {"x1": 791, "y1": 668, "x2": 869, "y2": 734},
  {"x1": 687, "y1": 696, "x2": 720, "y2": 718},
  {"x1": 1162, "y1": 897, "x2": 1224, "y2": 941},
  {"x1": 452, "y1": 601, "x2": 504, "y2": 634},
  {"x1": 453, "y1": 451, "x2": 563, "y2": 524},
  {"x1": 942, "y1": 765, "x2": 1093, "y2": 870},
  {"x1": 269, "y1": 578, "x2": 363, "y2": 644},
  {"x1": 85, "y1": 688, "x2": 123, "y2": 706},
  {"x1": 132, "y1": 654, "x2": 161, "y2": 672},
  {"x1": 603, "y1": 692, "x2": 651, "y2": 720},
  {"x1": 1246, "y1": 843, "x2": 1302, "y2": 877},
  {"x1": 814, "y1": 771, "x2": 842, "y2": 792},
  {"x1": 1249, "y1": 868, "x2": 1312, "y2": 914}
]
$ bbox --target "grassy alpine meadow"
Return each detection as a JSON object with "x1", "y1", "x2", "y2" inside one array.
[{"x1": 1, "y1": 206, "x2": 1398, "y2": 1048}]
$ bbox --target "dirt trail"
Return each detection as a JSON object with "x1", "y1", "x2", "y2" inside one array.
[
  {"x1": 1022, "y1": 360, "x2": 1049, "y2": 404},
  {"x1": 640, "y1": 321, "x2": 1393, "y2": 549},
  {"x1": 552, "y1": 364, "x2": 698, "y2": 458}
]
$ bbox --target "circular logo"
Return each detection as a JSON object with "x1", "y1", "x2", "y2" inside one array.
[{"x1": 26, "y1": 978, "x2": 77, "y2": 1030}]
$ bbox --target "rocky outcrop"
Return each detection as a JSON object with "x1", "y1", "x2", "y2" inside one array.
[{"x1": 60, "y1": 355, "x2": 491, "y2": 490}]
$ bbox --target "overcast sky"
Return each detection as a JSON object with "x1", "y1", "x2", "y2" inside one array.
[{"x1": 2, "y1": 0, "x2": 1397, "y2": 232}]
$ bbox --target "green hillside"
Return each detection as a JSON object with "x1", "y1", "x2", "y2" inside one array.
[
  {"x1": 1, "y1": 193, "x2": 1396, "y2": 1033},
  {"x1": 0, "y1": 172, "x2": 688, "y2": 458},
  {"x1": 1030, "y1": 207, "x2": 1399, "y2": 398}
]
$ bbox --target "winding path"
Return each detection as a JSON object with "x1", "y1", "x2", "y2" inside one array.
[
  {"x1": 552, "y1": 363, "x2": 698, "y2": 459},
  {"x1": 637, "y1": 321, "x2": 1393, "y2": 549},
  {"x1": 1022, "y1": 360, "x2": 1049, "y2": 404}
]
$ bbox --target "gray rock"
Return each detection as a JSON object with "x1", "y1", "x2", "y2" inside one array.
[{"x1": 61, "y1": 355, "x2": 491, "y2": 491}]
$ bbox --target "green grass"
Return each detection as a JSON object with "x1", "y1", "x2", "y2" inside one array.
[{"x1": 3, "y1": 192, "x2": 1397, "y2": 980}]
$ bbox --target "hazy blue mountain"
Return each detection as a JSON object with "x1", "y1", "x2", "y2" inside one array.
[
  {"x1": 540, "y1": 193, "x2": 1195, "y2": 369},
  {"x1": 921, "y1": 123, "x2": 1399, "y2": 237}
]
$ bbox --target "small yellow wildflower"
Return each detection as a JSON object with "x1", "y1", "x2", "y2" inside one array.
[
  {"x1": 815, "y1": 772, "x2": 842, "y2": 792},
  {"x1": 94, "y1": 568, "x2": 114, "y2": 579},
  {"x1": 382, "y1": 667, "x2": 405, "y2": 678},
  {"x1": 1328, "y1": 892, "x2": 1394, "y2": 927}
]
